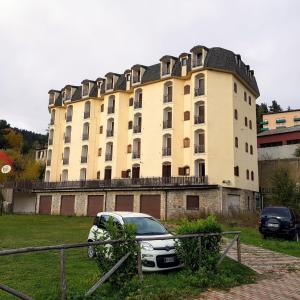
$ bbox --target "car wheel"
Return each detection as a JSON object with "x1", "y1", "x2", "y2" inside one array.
[
  {"x1": 87, "y1": 244, "x2": 95, "y2": 258},
  {"x1": 293, "y1": 231, "x2": 299, "y2": 242}
]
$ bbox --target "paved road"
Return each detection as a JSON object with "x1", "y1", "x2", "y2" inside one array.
[{"x1": 199, "y1": 240, "x2": 300, "y2": 299}]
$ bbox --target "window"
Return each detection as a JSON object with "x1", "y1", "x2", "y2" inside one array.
[
  {"x1": 250, "y1": 145, "x2": 253, "y2": 155},
  {"x1": 186, "y1": 195, "x2": 199, "y2": 210},
  {"x1": 82, "y1": 122, "x2": 89, "y2": 140},
  {"x1": 184, "y1": 111, "x2": 190, "y2": 121},
  {"x1": 245, "y1": 142, "x2": 249, "y2": 153},
  {"x1": 81, "y1": 145, "x2": 88, "y2": 163},
  {"x1": 84, "y1": 101, "x2": 91, "y2": 119},
  {"x1": 244, "y1": 91, "x2": 247, "y2": 102},
  {"x1": 97, "y1": 148, "x2": 102, "y2": 156},
  {"x1": 162, "y1": 61, "x2": 171, "y2": 75},
  {"x1": 178, "y1": 166, "x2": 190, "y2": 176},
  {"x1": 246, "y1": 169, "x2": 250, "y2": 180},
  {"x1": 132, "y1": 138, "x2": 141, "y2": 159},
  {"x1": 163, "y1": 107, "x2": 172, "y2": 129},
  {"x1": 163, "y1": 82, "x2": 173, "y2": 103},
  {"x1": 244, "y1": 117, "x2": 248, "y2": 127},
  {"x1": 66, "y1": 106, "x2": 73, "y2": 122},
  {"x1": 248, "y1": 96, "x2": 252, "y2": 105},
  {"x1": 99, "y1": 126, "x2": 103, "y2": 134},
  {"x1": 249, "y1": 120, "x2": 252, "y2": 129},
  {"x1": 234, "y1": 109, "x2": 238, "y2": 120},
  {"x1": 100, "y1": 104, "x2": 104, "y2": 112},
  {"x1": 235, "y1": 137, "x2": 238, "y2": 148},
  {"x1": 194, "y1": 129, "x2": 205, "y2": 153},
  {"x1": 184, "y1": 85, "x2": 190, "y2": 95},
  {"x1": 108, "y1": 96, "x2": 115, "y2": 114},
  {"x1": 195, "y1": 159, "x2": 205, "y2": 177},
  {"x1": 80, "y1": 168, "x2": 87, "y2": 181},
  {"x1": 45, "y1": 170, "x2": 50, "y2": 182},
  {"x1": 97, "y1": 171, "x2": 100, "y2": 179},
  {"x1": 82, "y1": 83, "x2": 89, "y2": 97},
  {"x1": 126, "y1": 74, "x2": 131, "y2": 81},
  {"x1": 194, "y1": 101, "x2": 205, "y2": 124},
  {"x1": 47, "y1": 149, "x2": 52, "y2": 166},
  {"x1": 183, "y1": 137, "x2": 190, "y2": 148},
  {"x1": 48, "y1": 129, "x2": 54, "y2": 145},
  {"x1": 63, "y1": 147, "x2": 70, "y2": 165},
  {"x1": 128, "y1": 121, "x2": 133, "y2": 129},
  {"x1": 65, "y1": 126, "x2": 72, "y2": 143},
  {"x1": 181, "y1": 58, "x2": 187, "y2": 66},
  {"x1": 61, "y1": 169, "x2": 68, "y2": 181},
  {"x1": 194, "y1": 74, "x2": 205, "y2": 96},
  {"x1": 251, "y1": 171, "x2": 254, "y2": 181},
  {"x1": 133, "y1": 113, "x2": 142, "y2": 133},
  {"x1": 234, "y1": 82, "x2": 237, "y2": 93},
  {"x1": 134, "y1": 89, "x2": 143, "y2": 109},
  {"x1": 162, "y1": 134, "x2": 172, "y2": 156},
  {"x1": 234, "y1": 166, "x2": 239, "y2": 177},
  {"x1": 105, "y1": 142, "x2": 113, "y2": 161},
  {"x1": 106, "y1": 118, "x2": 114, "y2": 137},
  {"x1": 129, "y1": 98, "x2": 133, "y2": 106},
  {"x1": 127, "y1": 144, "x2": 132, "y2": 153},
  {"x1": 50, "y1": 109, "x2": 56, "y2": 125}
]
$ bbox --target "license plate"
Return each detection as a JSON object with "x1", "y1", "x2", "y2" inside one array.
[
  {"x1": 164, "y1": 256, "x2": 175, "y2": 263},
  {"x1": 268, "y1": 223, "x2": 279, "y2": 227}
]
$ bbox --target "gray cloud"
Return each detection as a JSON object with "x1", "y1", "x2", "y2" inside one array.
[{"x1": 0, "y1": 0, "x2": 299, "y2": 133}]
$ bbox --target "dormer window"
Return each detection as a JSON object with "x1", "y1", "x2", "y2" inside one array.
[
  {"x1": 65, "y1": 88, "x2": 72, "y2": 101},
  {"x1": 162, "y1": 61, "x2": 171, "y2": 76},
  {"x1": 106, "y1": 77, "x2": 113, "y2": 90},
  {"x1": 190, "y1": 46, "x2": 207, "y2": 68},
  {"x1": 181, "y1": 58, "x2": 187, "y2": 66},
  {"x1": 193, "y1": 52, "x2": 202, "y2": 67},
  {"x1": 82, "y1": 83, "x2": 89, "y2": 97},
  {"x1": 132, "y1": 69, "x2": 141, "y2": 84},
  {"x1": 126, "y1": 73, "x2": 131, "y2": 81},
  {"x1": 49, "y1": 93, "x2": 55, "y2": 105}
]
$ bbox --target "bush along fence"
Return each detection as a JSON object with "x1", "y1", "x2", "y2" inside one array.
[{"x1": 0, "y1": 226, "x2": 241, "y2": 299}]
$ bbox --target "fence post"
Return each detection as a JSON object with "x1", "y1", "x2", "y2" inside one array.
[
  {"x1": 137, "y1": 241, "x2": 143, "y2": 282},
  {"x1": 237, "y1": 234, "x2": 241, "y2": 263},
  {"x1": 60, "y1": 249, "x2": 67, "y2": 300},
  {"x1": 198, "y1": 236, "x2": 202, "y2": 267}
]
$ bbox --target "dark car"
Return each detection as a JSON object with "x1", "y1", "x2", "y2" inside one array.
[{"x1": 259, "y1": 207, "x2": 300, "y2": 241}]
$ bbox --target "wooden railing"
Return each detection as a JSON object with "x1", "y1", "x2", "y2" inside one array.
[{"x1": 0, "y1": 231, "x2": 241, "y2": 300}]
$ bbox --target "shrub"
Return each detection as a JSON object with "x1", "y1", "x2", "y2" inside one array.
[
  {"x1": 93, "y1": 218, "x2": 140, "y2": 297},
  {"x1": 175, "y1": 216, "x2": 222, "y2": 272}
]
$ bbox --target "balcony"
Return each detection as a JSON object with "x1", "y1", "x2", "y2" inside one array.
[
  {"x1": 64, "y1": 136, "x2": 71, "y2": 143},
  {"x1": 192, "y1": 58, "x2": 202, "y2": 67},
  {"x1": 63, "y1": 158, "x2": 69, "y2": 165},
  {"x1": 163, "y1": 120, "x2": 172, "y2": 129},
  {"x1": 46, "y1": 159, "x2": 51, "y2": 166},
  {"x1": 134, "y1": 101, "x2": 142, "y2": 109},
  {"x1": 48, "y1": 139, "x2": 53, "y2": 146},
  {"x1": 106, "y1": 129, "x2": 114, "y2": 137},
  {"x1": 81, "y1": 156, "x2": 87, "y2": 163},
  {"x1": 105, "y1": 154, "x2": 112, "y2": 161},
  {"x1": 132, "y1": 76, "x2": 140, "y2": 84},
  {"x1": 84, "y1": 111, "x2": 90, "y2": 119},
  {"x1": 194, "y1": 115, "x2": 205, "y2": 124},
  {"x1": 133, "y1": 125, "x2": 141, "y2": 133},
  {"x1": 106, "y1": 83, "x2": 113, "y2": 90},
  {"x1": 107, "y1": 106, "x2": 115, "y2": 114},
  {"x1": 163, "y1": 94, "x2": 172, "y2": 103},
  {"x1": 194, "y1": 144, "x2": 205, "y2": 153},
  {"x1": 162, "y1": 147, "x2": 171, "y2": 156},
  {"x1": 66, "y1": 115, "x2": 72, "y2": 122},
  {"x1": 194, "y1": 88, "x2": 204, "y2": 97},
  {"x1": 132, "y1": 152, "x2": 141, "y2": 159},
  {"x1": 82, "y1": 133, "x2": 89, "y2": 141}
]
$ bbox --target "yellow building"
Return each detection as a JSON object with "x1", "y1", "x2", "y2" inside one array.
[
  {"x1": 38, "y1": 45, "x2": 260, "y2": 219},
  {"x1": 261, "y1": 109, "x2": 300, "y2": 131}
]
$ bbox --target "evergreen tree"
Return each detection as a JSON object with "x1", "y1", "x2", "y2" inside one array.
[{"x1": 268, "y1": 100, "x2": 282, "y2": 113}]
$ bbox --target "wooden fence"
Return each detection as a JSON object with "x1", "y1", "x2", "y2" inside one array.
[{"x1": 0, "y1": 231, "x2": 241, "y2": 300}]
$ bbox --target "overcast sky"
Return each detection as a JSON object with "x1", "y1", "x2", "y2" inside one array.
[{"x1": 1, "y1": 0, "x2": 299, "y2": 134}]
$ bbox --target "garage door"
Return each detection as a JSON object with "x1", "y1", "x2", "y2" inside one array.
[
  {"x1": 87, "y1": 195, "x2": 104, "y2": 216},
  {"x1": 39, "y1": 196, "x2": 52, "y2": 215},
  {"x1": 140, "y1": 195, "x2": 161, "y2": 219},
  {"x1": 115, "y1": 195, "x2": 134, "y2": 211},
  {"x1": 60, "y1": 195, "x2": 75, "y2": 216}
]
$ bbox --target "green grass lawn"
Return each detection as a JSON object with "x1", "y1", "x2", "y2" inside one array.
[
  {"x1": 224, "y1": 225, "x2": 300, "y2": 258},
  {"x1": 0, "y1": 215, "x2": 256, "y2": 300}
]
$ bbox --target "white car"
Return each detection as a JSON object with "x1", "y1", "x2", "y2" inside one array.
[{"x1": 87, "y1": 211, "x2": 181, "y2": 272}]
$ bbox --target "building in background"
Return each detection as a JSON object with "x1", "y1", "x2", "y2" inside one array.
[
  {"x1": 36, "y1": 45, "x2": 260, "y2": 218},
  {"x1": 261, "y1": 109, "x2": 300, "y2": 131}
]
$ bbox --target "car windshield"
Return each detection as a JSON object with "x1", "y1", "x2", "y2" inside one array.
[
  {"x1": 123, "y1": 217, "x2": 169, "y2": 235},
  {"x1": 261, "y1": 207, "x2": 291, "y2": 218}
]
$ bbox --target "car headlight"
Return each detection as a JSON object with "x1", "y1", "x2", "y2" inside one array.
[{"x1": 140, "y1": 241, "x2": 154, "y2": 251}]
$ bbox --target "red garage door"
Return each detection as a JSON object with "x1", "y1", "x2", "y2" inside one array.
[
  {"x1": 140, "y1": 195, "x2": 161, "y2": 219},
  {"x1": 39, "y1": 196, "x2": 52, "y2": 215},
  {"x1": 87, "y1": 195, "x2": 104, "y2": 216},
  {"x1": 60, "y1": 195, "x2": 75, "y2": 216},
  {"x1": 115, "y1": 195, "x2": 134, "y2": 211}
]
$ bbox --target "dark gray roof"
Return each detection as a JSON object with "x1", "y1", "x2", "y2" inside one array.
[
  {"x1": 141, "y1": 63, "x2": 161, "y2": 84},
  {"x1": 160, "y1": 55, "x2": 177, "y2": 62},
  {"x1": 258, "y1": 126, "x2": 300, "y2": 137}
]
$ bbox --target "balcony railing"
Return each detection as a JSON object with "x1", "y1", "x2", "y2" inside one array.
[
  {"x1": 106, "y1": 130, "x2": 114, "y2": 137},
  {"x1": 194, "y1": 144, "x2": 205, "y2": 153},
  {"x1": 105, "y1": 154, "x2": 112, "y2": 161},
  {"x1": 192, "y1": 58, "x2": 203, "y2": 67},
  {"x1": 64, "y1": 136, "x2": 71, "y2": 143},
  {"x1": 134, "y1": 101, "x2": 142, "y2": 109},
  {"x1": 133, "y1": 125, "x2": 141, "y2": 133},
  {"x1": 163, "y1": 120, "x2": 172, "y2": 129},
  {"x1": 84, "y1": 111, "x2": 90, "y2": 119},
  {"x1": 132, "y1": 152, "x2": 140, "y2": 159},
  {"x1": 63, "y1": 158, "x2": 69, "y2": 165},
  {"x1": 81, "y1": 156, "x2": 87, "y2": 163},
  {"x1": 163, "y1": 94, "x2": 172, "y2": 103},
  {"x1": 106, "y1": 83, "x2": 113, "y2": 90},
  {"x1": 194, "y1": 88, "x2": 204, "y2": 97},
  {"x1": 66, "y1": 115, "x2": 72, "y2": 122},
  {"x1": 48, "y1": 139, "x2": 53, "y2": 146},
  {"x1": 46, "y1": 159, "x2": 51, "y2": 166},
  {"x1": 107, "y1": 106, "x2": 115, "y2": 114},
  {"x1": 132, "y1": 76, "x2": 140, "y2": 84},
  {"x1": 50, "y1": 119, "x2": 54, "y2": 125},
  {"x1": 82, "y1": 133, "x2": 89, "y2": 141},
  {"x1": 162, "y1": 147, "x2": 171, "y2": 156},
  {"x1": 194, "y1": 115, "x2": 205, "y2": 124}
]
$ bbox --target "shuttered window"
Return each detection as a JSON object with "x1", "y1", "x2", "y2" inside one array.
[{"x1": 186, "y1": 195, "x2": 199, "y2": 210}]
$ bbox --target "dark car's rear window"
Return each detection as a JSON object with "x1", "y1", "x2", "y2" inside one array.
[{"x1": 261, "y1": 207, "x2": 291, "y2": 218}]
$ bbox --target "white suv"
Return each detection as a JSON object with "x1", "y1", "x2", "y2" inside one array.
[{"x1": 87, "y1": 211, "x2": 181, "y2": 272}]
